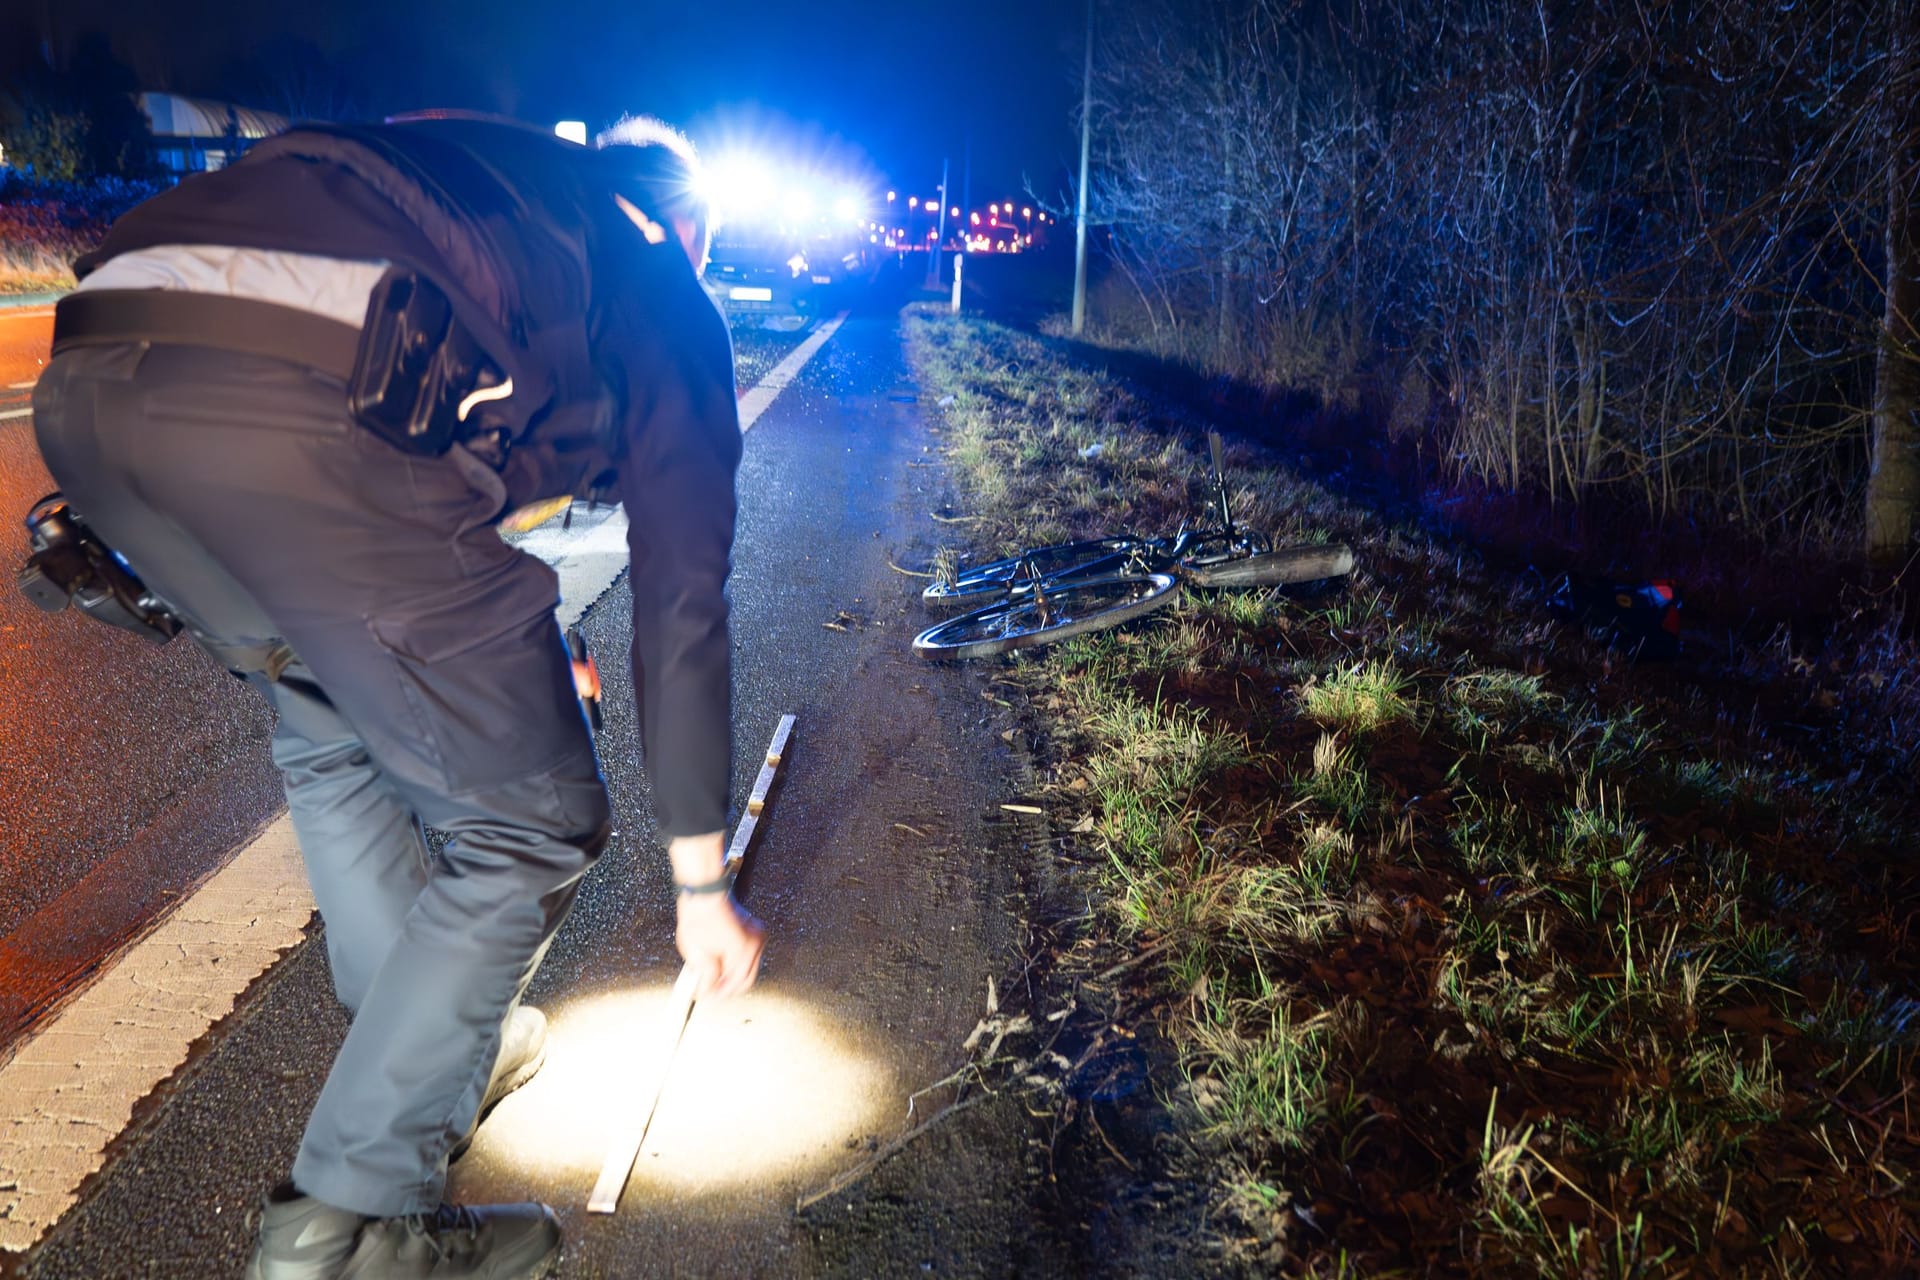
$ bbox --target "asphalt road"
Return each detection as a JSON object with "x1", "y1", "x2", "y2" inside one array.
[
  {"x1": 16, "y1": 303, "x2": 1069, "y2": 1277},
  {"x1": 0, "y1": 308, "x2": 283, "y2": 1050}
]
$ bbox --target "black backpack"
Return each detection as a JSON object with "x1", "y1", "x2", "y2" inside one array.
[{"x1": 241, "y1": 116, "x2": 624, "y2": 467}]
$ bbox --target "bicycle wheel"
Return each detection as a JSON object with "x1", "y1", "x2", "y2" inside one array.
[
  {"x1": 913, "y1": 573, "x2": 1179, "y2": 659},
  {"x1": 1183, "y1": 542, "x2": 1355, "y2": 589},
  {"x1": 922, "y1": 537, "x2": 1148, "y2": 609}
]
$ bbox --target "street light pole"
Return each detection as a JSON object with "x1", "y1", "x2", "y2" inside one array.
[
  {"x1": 930, "y1": 156, "x2": 950, "y2": 287},
  {"x1": 962, "y1": 134, "x2": 972, "y2": 243},
  {"x1": 1071, "y1": 0, "x2": 1093, "y2": 335}
]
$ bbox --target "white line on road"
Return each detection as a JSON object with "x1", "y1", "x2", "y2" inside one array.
[
  {"x1": 518, "y1": 502, "x2": 631, "y2": 630},
  {"x1": 0, "y1": 824, "x2": 312, "y2": 1249},
  {"x1": 738, "y1": 311, "x2": 846, "y2": 432},
  {"x1": 505, "y1": 310, "x2": 850, "y2": 621},
  {"x1": 0, "y1": 306, "x2": 852, "y2": 1255},
  {"x1": 0, "y1": 408, "x2": 32, "y2": 422}
]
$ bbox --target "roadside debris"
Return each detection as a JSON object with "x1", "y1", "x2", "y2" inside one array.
[
  {"x1": 1545, "y1": 572, "x2": 1682, "y2": 658},
  {"x1": 795, "y1": 976, "x2": 1043, "y2": 1214}
]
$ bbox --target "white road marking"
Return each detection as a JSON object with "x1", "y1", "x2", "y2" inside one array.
[
  {"x1": 516, "y1": 502, "x2": 631, "y2": 630},
  {"x1": 738, "y1": 311, "x2": 846, "y2": 432},
  {"x1": 0, "y1": 824, "x2": 310, "y2": 1250},
  {"x1": 0, "y1": 306, "x2": 851, "y2": 1254},
  {"x1": 508, "y1": 310, "x2": 849, "y2": 614},
  {"x1": 0, "y1": 408, "x2": 32, "y2": 422}
]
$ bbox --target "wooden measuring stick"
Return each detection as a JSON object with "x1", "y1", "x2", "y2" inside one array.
[{"x1": 587, "y1": 713, "x2": 797, "y2": 1214}]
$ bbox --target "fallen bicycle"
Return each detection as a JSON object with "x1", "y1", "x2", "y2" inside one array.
[{"x1": 913, "y1": 433, "x2": 1354, "y2": 660}]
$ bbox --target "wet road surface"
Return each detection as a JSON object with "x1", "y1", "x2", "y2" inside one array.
[
  {"x1": 15, "y1": 304, "x2": 1068, "y2": 1276},
  {"x1": 0, "y1": 307, "x2": 283, "y2": 1050}
]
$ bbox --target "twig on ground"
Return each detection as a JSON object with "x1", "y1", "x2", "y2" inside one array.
[
  {"x1": 909, "y1": 1062, "x2": 989, "y2": 1122},
  {"x1": 930, "y1": 512, "x2": 985, "y2": 524},
  {"x1": 794, "y1": 1093, "x2": 991, "y2": 1212},
  {"x1": 1832, "y1": 1045, "x2": 1887, "y2": 1099},
  {"x1": 1087, "y1": 1102, "x2": 1138, "y2": 1172},
  {"x1": 888, "y1": 558, "x2": 936, "y2": 578},
  {"x1": 962, "y1": 1013, "x2": 1034, "y2": 1062},
  {"x1": 1092, "y1": 938, "x2": 1176, "y2": 983}
]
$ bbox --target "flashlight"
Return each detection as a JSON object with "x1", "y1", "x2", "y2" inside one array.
[{"x1": 565, "y1": 625, "x2": 602, "y2": 730}]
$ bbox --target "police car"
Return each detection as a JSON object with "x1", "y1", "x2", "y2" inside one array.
[{"x1": 705, "y1": 231, "x2": 820, "y2": 322}]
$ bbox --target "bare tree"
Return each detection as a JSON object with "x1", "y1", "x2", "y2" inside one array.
[
  {"x1": 1089, "y1": 0, "x2": 1905, "y2": 552},
  {"x1": 1864, "y1": 0, "x2": 1920, "y2": 567},
  {"x1": 239, "y1": 36, "x2": 362, "y2": 124}
]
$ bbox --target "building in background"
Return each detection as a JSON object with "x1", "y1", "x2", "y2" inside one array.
[{"x1": 138, "y1": 93, "x2": 287, "y2": 180}]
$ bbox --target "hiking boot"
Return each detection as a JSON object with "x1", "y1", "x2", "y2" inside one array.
[
  {"x1": 245, "y1": 1186, "x2": 363, "y2": 1280},
  {"x1": 346, "y1": 1203, "x2": 561, "y2": 1279},
  {"x1": 245, "y1": 1187, "x2": 561, "y2": 1280},
  {"x1": 450, "y1": 1005, "x2": 548, "y2": 1163}
]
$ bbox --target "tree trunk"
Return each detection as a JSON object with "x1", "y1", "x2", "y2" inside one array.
[
  {"x1": 1215, "y1": 40, "x2": 1236, "y2": 367},
  {"x1": 1865, "y1": 0, "x2": 1920, "y2": 568},
  {"x1": 1216, "y1": 193, "x2": 1235, "y2": 363}
]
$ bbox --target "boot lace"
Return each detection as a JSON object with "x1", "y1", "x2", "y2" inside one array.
[{"x1": 401, "y1": 1203, "x2": 486, "y2": 1262}]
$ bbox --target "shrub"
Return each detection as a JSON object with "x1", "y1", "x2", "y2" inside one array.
[{"x1": 0, "y1": 171, "x2": 157, "y2": 294}]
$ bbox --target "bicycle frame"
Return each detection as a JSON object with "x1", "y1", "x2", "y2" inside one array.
[{"x1": 926, "y1": 430, "x2": 1264, "y2": 607}]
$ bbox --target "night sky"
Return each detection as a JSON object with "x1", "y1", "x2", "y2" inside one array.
[{"x1": 25, "y1": 0, "x2": 1087, "y2": 205}]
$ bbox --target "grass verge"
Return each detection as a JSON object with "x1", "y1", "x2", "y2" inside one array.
[
  {"x1": 907, "y1": 307, "x2": 1920, "y2": 1277},
  {"x1": 0, "y1": 238, "x2": 78, "y2": 296}
]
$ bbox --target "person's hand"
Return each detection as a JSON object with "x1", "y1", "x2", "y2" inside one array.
[
  {"x1": 667, "y1": 832, "x2": 764, "y2": 997},
  {"x1": 675, "y1": 892, "x2": 765, "y2": 998}
]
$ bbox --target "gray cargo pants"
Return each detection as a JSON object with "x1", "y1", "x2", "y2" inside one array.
[{"x1": 31, "y1": 341, "x2": 611, "y2": 1217}]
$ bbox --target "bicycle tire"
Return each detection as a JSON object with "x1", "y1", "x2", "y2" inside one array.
[
  {"x1": 912, "y1": 573, "x2": 1179, "y2": 660},
  {"x1": 922, "y1": 537, "x2": 1149, "y2": 609},
  {"x1": 1183, "y1": 542, "x2": 1355, "y2": 589}
]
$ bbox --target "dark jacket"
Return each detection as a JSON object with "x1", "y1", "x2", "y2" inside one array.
[{"x1": 78, "y1": 119, "x2": 739, "y2": 839}]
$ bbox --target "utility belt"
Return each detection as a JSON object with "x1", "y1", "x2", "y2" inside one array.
[
  {"x1": 23, "y1": 274, "x2": 506, "y2": 642},
  {"x1": 51, "y1": 273, "x2": 506, "y2": 457}
]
